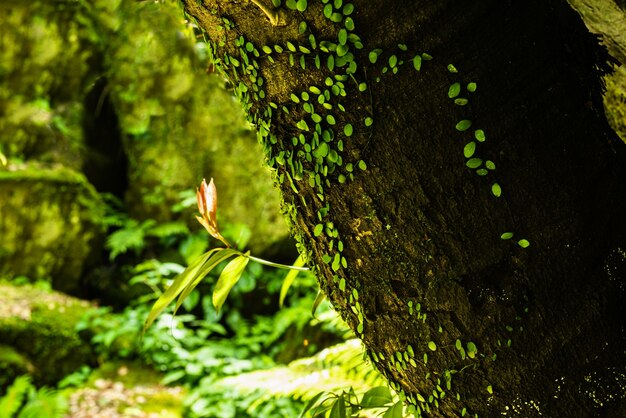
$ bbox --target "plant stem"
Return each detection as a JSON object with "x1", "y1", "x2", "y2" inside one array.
[{"x1": 246, "y1": 254, "x2": 310, "y2": 271}]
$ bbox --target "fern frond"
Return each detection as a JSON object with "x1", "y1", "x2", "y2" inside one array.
[
  {"x1": 216, "y1": 339, "x2": 386, "y2": 402},
  {"x1": 17, "y1": 387, "x2": 68, "y2": 418},
  {"x1": 106, "y1": 219, "x2": 156, "y2": 260},
  {"x1": 0, "y1": 375, "x2": 33, "y2": 418}
]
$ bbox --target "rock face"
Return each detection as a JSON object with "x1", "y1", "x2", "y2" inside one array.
[
  {"x1": 568, "y1": 0, "x2": 626, "y2": 142},
  {"x1": 0, "y1": 166, "x2": 105, "y2": 293},
  {"x1": 0, "y1": 283, "x2": 96, "y2": 388}
]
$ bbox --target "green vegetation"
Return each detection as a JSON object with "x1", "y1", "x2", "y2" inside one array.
[{"x1": 1, "y1": 0, "x2": 625, "y2": 417}]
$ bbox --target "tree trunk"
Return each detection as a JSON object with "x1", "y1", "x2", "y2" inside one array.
[{"x1": 181, "y1": 0, "x2": 626, "y2": 416}]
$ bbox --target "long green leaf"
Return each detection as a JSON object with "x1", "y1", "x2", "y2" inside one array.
[
  {"x1": 213, "y1": 252, "x2": 250, "y2": 312},
  {"x1": 360, "y1": 386, "x2": 393, "y2": 408},
  {"x1": 311, "y1": 289, "x2": 326, "y2": 317},
  {"x1": 299, "y1": 391, "x2": 325, "y2": 418},
  {"x1": 174, "y1": 248, "x2": 241, "y2": 314},
  {"x1": 279, "y1": 253, "x2": 307, "y2": 307},
  {"x1": 143, "y1": 249, "x2": 218, "y2": 333}
]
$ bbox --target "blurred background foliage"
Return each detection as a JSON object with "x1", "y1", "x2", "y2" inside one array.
[
  {"x1": 0, "y1": 0, "x2": 624, "y2": 417},
  {"x1": 0, "y1": 0, "x2": 390, "y2": 416}
]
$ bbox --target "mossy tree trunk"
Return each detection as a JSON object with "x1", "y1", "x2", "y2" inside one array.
[{"x1": 181, "y1": 0, "x2": 626, "y2": 416}]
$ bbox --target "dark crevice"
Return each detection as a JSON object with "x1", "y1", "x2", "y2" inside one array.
[{"x1": 82, "y1": 77, "x2": 128, "y2": 198}]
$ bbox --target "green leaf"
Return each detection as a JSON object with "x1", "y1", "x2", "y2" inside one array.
[
  {"x1": 299, "y1": 392, "x2": 325, "y2": 418},
  {"x1": 447, "y1": 63, "x2": 458, "y2": 73},
  {"x1": 345, "y1": 17, "x2": 355, "y2": 31},
  {"x1": 364, "y1": 117, "x2": 373, "y2": 126},
  {"x1": 389, "y1": 55, "x2": 397, "y2": 68},
  {"x1": 144, "y1": 249, "x2": 218, "y2": 332},
  {"x1": 312, "y1": 289, "x2": 326, "y2": 317},
  {"x1": 486, "y1": 160, "x2": 496, "y2": 170},
  {"x1": 213, "y1": 253, "x2": 250, "y2": 312},
  {"x1": 491, "y1": 183, "x2": 502, "y2": 197},
  {"x1": 466, "y1": 158, "x2": 483, "y2": 169},
  {"x1": 456, "y1": 119, "x2": 472, "y2": 131},
  {"x1": 361, "y1": 386, "x2": 393, "y2": 407},
  {"x1": 329, "y1": 396, "x2": 346, "y2": 418},
  {"x1": 474, "y1": 129, "x2": 486, "y2": 142},
  {"x1": 518, "y1": 239, "x2": 530, "y2": 248},
  {"x1": 501, "y1": 232, "x2": 514, "y2": 240},
  {"x1": 344, "y1": 123, "x2": 353, "y2": 137},
  {"x1": 296, "y1": 0, "x2": 307, "y2": 12},
  {"x1": 413, "y1": 55, "x2": 422, "y2": 71},
  {"x1": 297, "y1": 120, "x2": 309, "y2": 131},
  {"x1": 463, "y1": 141, "x2": 476, "y2": 158},
  {"x1": 323, "y1": 3, "x2": 333, "y2": 18},
  {"x1": 314, "y1": 223, "x2": 324, "y2": 236},
  {"x1": 368, "y1": 49, "x2": 381, "y2": 64},
  {"x1": 448, "y1": 82, "x2": 461, "y2": 98},
  {"x1": 454, "y1": 98, "x2": 469, "y2": 106},
  {"x1": 467, "y1": 82, "x2": 477, "y2": 92},
  {"x1": 428, "y1": 341, "x2": 437, "y2": 351},
  {"x1": 487, "y1": 385, "x2": 493, "y2": 394},
  {"x1": 383, "y1": 401, "x2": 404, "y2": 418},
  {"x1": 279, "y1": 254, "x2": 307, "y2": 307},
  {"x1": 338, "y1": 29, "x2": 348, "y2": 45},
  {"x1": 0, "y1": 375, "x2": 32, "y2": 418},
  {"x1": 298, "y1": 21, "x2": 307, "y2": 34}
]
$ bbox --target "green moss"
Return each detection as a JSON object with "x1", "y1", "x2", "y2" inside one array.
[
  {"x1": 0, "y1": 165, "x2": 104, "y2": 290},
  {"x1": 0, "y1": 283, "x2": 96, "y2": 386},
  {"x1": 604, "y1": 66, "x2": 626, "y2": 144}
]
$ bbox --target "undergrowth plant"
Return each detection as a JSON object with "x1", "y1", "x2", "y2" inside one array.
[
  {"x1": 0, "y1": 376, "x2": 68, "y2": 418},
  {"x1": 143, "y1": 178, "x2": 310, "y2": 332}
]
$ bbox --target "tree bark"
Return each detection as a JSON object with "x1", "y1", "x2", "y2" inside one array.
[{"x1": 181, "y1": 0, "x2": 626, "y2": 416}]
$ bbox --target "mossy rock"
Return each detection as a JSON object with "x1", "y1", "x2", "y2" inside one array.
[
  {"x1": 0, "y1": 283, "x2": 97, "y2": 388},
  {"x1": 605, "y1": 65, "x2": 626, "y2": 143},
  {"x1": 97, "y1": 0, "x2": 292, "y2": 256},
  {"x1": 0, "y1": 164, "x2": 105, "y2": 292},
  {"x1": 0, "y1": 0, "x2": 95, "y2": 169}
]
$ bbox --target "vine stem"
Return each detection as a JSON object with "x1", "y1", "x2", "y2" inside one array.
[{"x1": 246, "y1": 254, "x2": 310, "y2": 271}]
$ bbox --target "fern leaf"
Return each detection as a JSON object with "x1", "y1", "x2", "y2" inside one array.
[
  {"x1": 0, "y1": 375, "x2": 33, "y2": 418},
  {"x1": 17, "y1": 387, "x2": 68, "y2": 418},
  {"x1": 215, "y1": 339, "x2": 387, "y2": 402}
]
